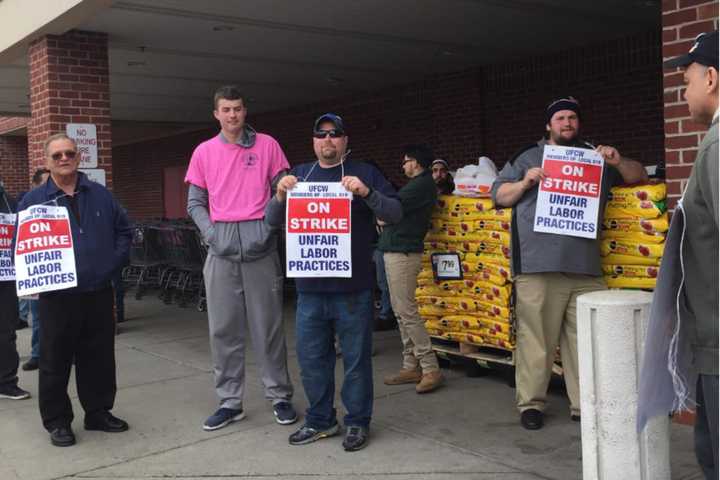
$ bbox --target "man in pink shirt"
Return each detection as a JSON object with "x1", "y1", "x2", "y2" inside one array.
[{"x1": 185, "y1": 85, "x2": 295, "y2": 431}]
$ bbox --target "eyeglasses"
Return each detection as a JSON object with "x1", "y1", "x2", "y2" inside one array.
[
  {"x1": 50, "y1": 150, "x2": 77, "y2": 161},
  {"x1": 313, "y1": 129, "x2": 344, "y2": 139}
]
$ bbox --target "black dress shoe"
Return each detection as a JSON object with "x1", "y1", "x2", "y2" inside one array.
[
  {"x1": 50, "y1": 426, "x2": 76, "y2": 447},
  {"x1": 22, "y1": 358, "x2": 39, "y2": 371},
  {"x1": 520, "y1": 409, "x2": 544, "y2": 430},
  {"x1": 84, "y1": 412, "x2": 129, "y2": 432}
]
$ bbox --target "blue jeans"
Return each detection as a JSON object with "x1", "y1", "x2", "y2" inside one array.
[
  {"x1": 29, "y1": 300, "x2": 40, "y2": 359},
  {"x1": 295, "y1": 290, "x2": 374, "y2": 429},
  {"x1": 373, "y1": 250, "x2": 392, "y2": 318}
]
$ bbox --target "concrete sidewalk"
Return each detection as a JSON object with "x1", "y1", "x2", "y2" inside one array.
[{"x1": 1, "y1": 295, "x2": 703, "y2": 480}]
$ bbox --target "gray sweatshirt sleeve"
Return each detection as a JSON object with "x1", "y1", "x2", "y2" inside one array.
[
  {"x1": 364, "y1": 189, "x2": 402, "y2": 224},
  {"x1": 187, "y1": 184, "x2": 214, "y2": 243},
  {"x1": 264, "y1": 196, "x2": 286, "y2": 228}
]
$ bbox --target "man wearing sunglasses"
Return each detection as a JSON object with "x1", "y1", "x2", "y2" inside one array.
[
  {"x1": 491, "y1": 97, "x2": 647, "y2": 431},
  {"x1": 380, "y1": 144, "x2": 444, "y2": 393},
  {"x1": 17, "y1": 133, "x2": 132, "y2": 447},
  {"x1": 266, "y1": 113, "x2": 401, "y2": 451},
  {"x1": 185, "y1": 86, "x2": 296, "y2": 432}
]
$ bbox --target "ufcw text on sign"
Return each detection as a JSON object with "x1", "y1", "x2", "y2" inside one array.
[
  {"x1": 15, "y1": 205, "x2": 78, "y2": 296},
  {"x1": 534, "y1": 145, "x2": 604, "y2": 239},
  {"x1": 286, "y1": 182, "x2": 352, "y2": 278}
]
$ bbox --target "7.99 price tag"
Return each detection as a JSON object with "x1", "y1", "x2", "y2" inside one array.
[{"x1": 431, "y1": 252, "x2": 463, "y2": 281}]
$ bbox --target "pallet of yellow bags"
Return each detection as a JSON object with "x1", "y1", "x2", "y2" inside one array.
[
  {"x1": 419, "y1": 194, "x2": 517, "y2": 379},
  {"x1": 600, "y1": 182, "x2": 668, "y2": 290}
]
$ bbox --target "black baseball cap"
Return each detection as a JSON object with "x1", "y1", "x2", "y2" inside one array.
[
  {"x1": 313, "y1": 113, "x2": 345, "y2": 134},
  {"x1": 663, "y1": 31, "x2": 719, "y2": 69}
]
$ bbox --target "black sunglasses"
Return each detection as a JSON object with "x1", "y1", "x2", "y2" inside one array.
[
  {"x1": 313, "y1": 129, "x2": 344, "y2": 139},
  {"x1": 50, "y1": 150, "x2": 77, "y2": 161}
]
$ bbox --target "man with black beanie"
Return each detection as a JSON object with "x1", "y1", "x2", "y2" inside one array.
[{"x1": 491, "y1": 97, "x2": 647, "y2": 430}]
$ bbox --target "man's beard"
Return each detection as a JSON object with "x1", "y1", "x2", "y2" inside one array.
[{"x1": 552, "y1": 130, "x2": 579, "y2": 146}]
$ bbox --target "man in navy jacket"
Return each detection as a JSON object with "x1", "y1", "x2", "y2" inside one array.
[{"x1": 17, "y1": 133, "x2": 132, "y2": 447}]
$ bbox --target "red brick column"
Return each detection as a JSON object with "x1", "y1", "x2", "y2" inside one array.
[
  {"x1": 0, "y1": 135, "x2": 30, "y2": 198},
  {"x1": 662, "y1": 1, "x2": 718, "y2": 208},
  {"x1": 27, "y1": 30, "x2": 112, "y2": 188}
]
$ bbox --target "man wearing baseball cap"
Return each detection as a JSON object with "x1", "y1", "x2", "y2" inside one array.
[
  {"x1": 639, "y1": 31, "x2": 718, "y2": 479},
  {"x1": 491, "y1": 96, "x2": 647, "y2": 430},
  {"x1": 267, "y1": 113, "x2": 401, "y2": 451}
]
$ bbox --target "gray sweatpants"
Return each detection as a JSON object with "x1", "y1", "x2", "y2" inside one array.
[{"x1": 204, "y1": 251, "x2": 293, "y2": 410}]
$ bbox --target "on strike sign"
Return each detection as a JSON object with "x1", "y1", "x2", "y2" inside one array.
[
  {"x1": 286, "y1": 182, "x2": 352, "y2": 278},
  {"x1": 533, "y1": 145, "x2": 604, "y2": 239},
  {"x1": 0, "y1": 213, "x2": 16, "y2": 281},
  {"x1": 14, "y1": 205, "x2": 77, "y2": 296}
]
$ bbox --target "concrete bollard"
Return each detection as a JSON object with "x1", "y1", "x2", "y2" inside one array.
[{"x1": 576, "y1": 290, "x2": 670, "y2": 480}]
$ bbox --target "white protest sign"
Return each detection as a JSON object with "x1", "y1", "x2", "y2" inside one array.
[
  {"x1": 286, "y1": 182, "x2": 352, "y2": 278},
  {"x1": 66, "y1": 123, "x2": 97, "y2": 168},
  {"x1": 534, "y1": 145, "x2": 604, "y2": 239},
  {"x1": 14, "y1": 205, "x2": 77, "y2": 295},
  {"x1": 0, "y1": 213, "x2": 16, "y2": 281}
]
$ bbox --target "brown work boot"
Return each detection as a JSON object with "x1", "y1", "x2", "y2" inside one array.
[
  {"x1": 383, "y1": 368, "x2": 422, "y2": 385},
  {"x1": 415, "y1": 370, "x2": 444, "y2": 393}
]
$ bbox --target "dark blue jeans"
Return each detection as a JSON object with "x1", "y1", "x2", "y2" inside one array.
[
  {"x1": 373, "y1": 250, "x2": 392, "y2": 318},
  {"x1": 295, "y1": 290, "x2": 373, "y2": 430}
]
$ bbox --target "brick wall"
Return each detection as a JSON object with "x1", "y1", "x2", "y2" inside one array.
[
  {"x1": 114, "y1": 29, "x2": 666, "y2": 220},
  {"x1": 27, "y1": 31, "x2": 113, "y2": 187},
  {"x1": 0, "y1": 135, "x2": 30, "y2": 197},
  {"x1": 0, "y1": 116, "x2": 29, "y2": 135},
  {"x1": 662, "y1": 0, "x2": 719, "y2": 207}
]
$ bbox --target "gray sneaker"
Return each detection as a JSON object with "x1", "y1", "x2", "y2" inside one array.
[{"x1": 288, "y1": 423, "x2": 340, "y2": 445}]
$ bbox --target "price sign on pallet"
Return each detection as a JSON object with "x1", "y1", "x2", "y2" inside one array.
[{"x1": 431, "y1": 252, "x2": 463, "y2": 281}]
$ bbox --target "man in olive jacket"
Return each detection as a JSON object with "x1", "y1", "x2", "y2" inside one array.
[
  {"x1": 638, "y1": 31, "x2": 719, "y2": 480},
  {"x1": 379, "y1": 144, "x2": 443, "y2": 393}
]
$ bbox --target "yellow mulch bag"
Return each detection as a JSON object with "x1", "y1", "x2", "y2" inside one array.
[
  {"x1": 416, "y1": 284, "x2": 463, "y2": 297},
  {"x1": 605, "y1": 200, "x2": 666, "y2": 219},
  {"x1": 425, "y1": 327, "x2": 445, "y2": 336},
  {"x1": 600, "y1": 239, "x2": 665, "y2": 259},
  {"x1": 451, "y1": 197, "x2": 495, "y2": 213},
  {"x1": 461, "y1": 260, "x2": 511, "y2": 284},
  {"x1": 605, "y1": 275, "x2": 657, "y2": 290},
  {"x1": 475, "y1": 208, "x2": 512, "y2": 221},
  {"x1": 470, "y1": 280, "x2": 513, "y2": 303},
  {"x1": 602, "y1": 264, "x2": 660, "y2": 278},
  {"x1": 464, "y1": 230, "x2": 511, "y2": 245},
  {"x1": 415, "y1": 295, "x2": 444, "y2": 306},
  {"x1": 435, "y1": 297, "x2": 477, "y2": 313},
  {"x1": 424, "y1": 241, "x2": 450, "y2": 251},
  {"x1": 608, "y1": 183, "x2": 666, "y2": 203},
  {"x1": 418, "y1": 304, "x2": 450, "y2": 317},
  {"x1": 463, "y1": 251, "x2": 511, "y2": 267},
  {"x1": 462, "y1": 327, "x2": 511, "y2": 342},
  {"x1": 459, "y1": 316, "x2": 512, "y2": 334},
  {"x1": 475, "y1": 301, "x2": 511, "y2": 319},
  {"x1": 600, "y1": 230, "x2": 666, "y2": 244},
  {"x1": 602, "y1": 213, "x2": 669, "y2": 234},
  {"x1": 474, "y1": 219, "x2": 511, "y2": 232},
  {"x1": 470, "y1": 290, "x2": 511, "y2": 307},
  {"x1": 474, "y1": 269, "x2": 509, "y2": 286},
  {"x1": 417, "y1": 269, "x2": 435, "y2": 280},
  {"x1": 602, "y1": 253, "x2": 662, "y2": 266},
  {"x1": 447, "y1": 331, "x2": 514, "y2": 350},
  {"x1": 425, "y1": 318, "x2": 460, "y2": 332},
  {"x1": 436, "y1": 195, "x2": 455, "y2": 210}
]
